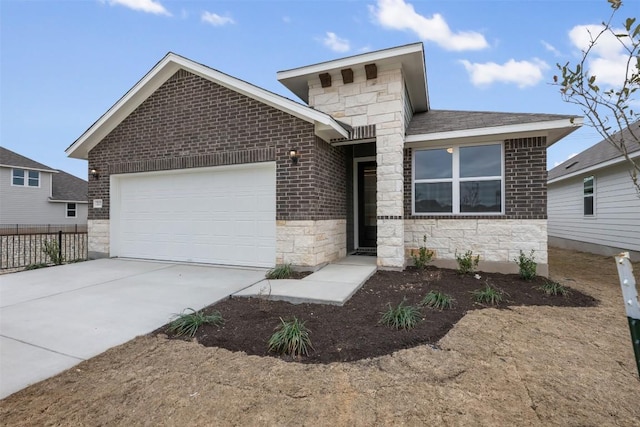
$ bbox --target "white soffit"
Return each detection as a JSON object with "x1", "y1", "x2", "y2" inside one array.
[{"x1": 277, "y1": 42, "x2": 429, "y2": 112}]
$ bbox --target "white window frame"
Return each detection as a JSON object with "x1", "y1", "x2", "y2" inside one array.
[
  {"x1": 412, "y1": 142, "x2": 505, "y2": 216},
  {"x1": 11, "y1": 169, "x2": 40, "y2": 188},
  {"x1": 583, "y1": 175, "x2": 595, "y2": 217},
  {"x1": 66, "y1": 203, "x2": 77, "y2": 218}
]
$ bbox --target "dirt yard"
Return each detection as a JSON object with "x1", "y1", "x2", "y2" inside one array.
[{"x1": 1, "y1": 248, "x2": 639, "y2": 426}]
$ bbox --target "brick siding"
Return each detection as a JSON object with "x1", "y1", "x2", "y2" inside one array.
[
  {"x1": 88, "y1": 69, "x2": 347, "y2": 221},
  {"x1": 403, "y1": 136, "x2": 547, "y2": 219}
]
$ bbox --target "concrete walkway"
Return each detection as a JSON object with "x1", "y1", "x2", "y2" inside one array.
[
  {"x1": 0, "y1": 259, "x2": 266, "y2": 399},
  {"x1": 234, "y1": 255, "x2": 377, "y2": 305}
]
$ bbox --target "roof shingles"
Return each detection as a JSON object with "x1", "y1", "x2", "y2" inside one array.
[
  {"x1": 0, "y1": 146, "x2": 87, "y2": 202},
  {"x1": 407, "y1": 109, "x2": 580, "y2": 135},
  {"x1": 548, "y1": 122, "x2": 640, "y2": 181}
]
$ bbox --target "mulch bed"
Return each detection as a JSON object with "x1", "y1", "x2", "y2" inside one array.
[{"x1": 155, "y1": 267, "x2": 598, "y2": 364}]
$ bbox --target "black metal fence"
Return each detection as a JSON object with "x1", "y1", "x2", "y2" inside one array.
[
  {"x1": 0, "y1": 228, "x2": 88, "y2": 270},
  {"x1": 0, "y1": 224, "x2": 88, "y2": 236}
]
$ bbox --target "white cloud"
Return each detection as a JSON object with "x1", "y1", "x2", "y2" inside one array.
[
  {"x1": 542, "y1": 40, "x2": 561, "y2": 57},
  {"x1": 369, "y1": 0, "x2": 488, "y2": 51},
  {"x1": 460, "y1": 58, "x2": 549, "y2": 88},
  {"x1": 107, "y1": 0, "x2": 170, "y2": 16},
  {"x1": 568, "y1": 24, "x2": 634, "y2": 87},
  {"x1": 323, "y1": 32, "x2": 350, "y2": 53},
  {"x1": 201, "y1": 11, "x2": 235, "y2": 26}
]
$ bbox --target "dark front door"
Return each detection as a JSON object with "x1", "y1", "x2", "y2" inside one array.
[{"x1": 357, "y1": 161, "x2": 377, "y2": 248}]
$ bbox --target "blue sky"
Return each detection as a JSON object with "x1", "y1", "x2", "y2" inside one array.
[{"x1": 1, "y1": 0, "x2": 636, "y2": 179}]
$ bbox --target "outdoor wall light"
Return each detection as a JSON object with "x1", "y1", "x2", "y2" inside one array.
[
  {"x1": 289, "y1": 149, "x2": 299, "y2": 165},
  {"x1": 90, "y1": 168, "x2": 100, "y2": 180}
]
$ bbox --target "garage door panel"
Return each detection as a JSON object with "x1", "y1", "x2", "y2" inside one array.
[{"x1": 112, "y1": 163, "x2": 276, "y2": 267}]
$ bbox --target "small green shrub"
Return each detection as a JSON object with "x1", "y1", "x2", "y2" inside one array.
[
  {"x1": 24, "y1": 262, "x2": 49, "y2": 270},
  {"x1": 43, "y1": 240, "x2": 63, "y2": 265},
  {"x1": 472, "y1": 283, "x2": 505, "y2": 305},
  {"x1": 380, "y1": 300, "x2": 422, "y2": 330},
  {"x1": 168, "y1": 308, "x2": 224, "y2": 338},
  {"x1": 411, "y1": 235, "x2": 434, "y2": 269},
  {"x1": 539, "y1": 280, "x2": 570, "y2": 296},
  {"x1": 455, "y1": 250, "x2": 480, "y2": 275},
  {"x1": 421, "y1": 290, "x2": 454, "y2": 310},
  {"x1": 265, "y1": 264, "x2": 294, "y2": 280},
  {"x1": 268, "y1": 317, "x2": 313, "y2": 358},
  {"x1": 514, "y1": 250, "x2": 537, "y2": 281}
]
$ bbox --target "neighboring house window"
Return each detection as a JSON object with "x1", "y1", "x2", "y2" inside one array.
[
  {"x1": 583, "y1": 176, "x2": 595, "y2": 216},
  {"x1": 66, "y1": 203, "x2": 77, "y2": 218},
  {"x1": 12, "y1": 169, "x2": 40, "y2": 187},
  {"x1": 413, "y1": 144, "x2": 503, "y2": 214}
]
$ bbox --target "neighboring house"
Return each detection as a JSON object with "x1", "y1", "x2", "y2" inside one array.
[
  {"x1": 548, "y1": 122, "x2": 640, "y2": 261},
  {"x1": 0, "y1": 147, "x2": 88, "y2": 226},
  {"x1": 66, "y1": 43, "x2": 582, "y2": 274}
]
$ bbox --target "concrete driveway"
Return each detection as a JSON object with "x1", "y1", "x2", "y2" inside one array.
[{"x1": 0, "y1": 259, "x2": 266, "y2": 399}]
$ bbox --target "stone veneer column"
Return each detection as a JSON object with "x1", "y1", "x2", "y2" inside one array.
[
  {"x1": 307, "y1": 66, "x2": 407, "y2": 269},
  {"x1": 373, "y1": 69, "x2": 406, "y2": 270},
  {"x1": 376, "y1": 130, "x2": 405, "y2": 269}
]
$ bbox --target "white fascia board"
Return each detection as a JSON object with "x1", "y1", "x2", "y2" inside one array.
[
  {"x1": 548, "y1": 150, "x2": 640, "y2": 184},
  {"x1": 404, "y1": 118, "x2": 583, "y2": 145},
  {"x1": 48, "y1": 199, "x2": 89, "y2": 204},
  {"x1": 277, "y1": 43, "x2": 423, "y2": 80},
  {"x1": 0, "y1": 164, "x2": 58, "y2": 173},
  {"x1": 67, "y1": 53, "x2": 348, "y2": 160}
]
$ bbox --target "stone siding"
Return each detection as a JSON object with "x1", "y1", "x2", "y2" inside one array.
[
  {"x1": 308, "y1": 67, "x2": 407, "y2": 269},
  {"x1": 276, "y1": 219, "x2": 347, "y2": 268},
  {"x1": 88, "y1": 219, "x2": 110, "y2": 258},
  {"x1": 405, "y1": 218, "x2": 548, "y2": 275}
]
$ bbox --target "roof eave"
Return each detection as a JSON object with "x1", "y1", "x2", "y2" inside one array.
[
  {"x1": 0, "y1": 164, "x2": 58, "y2": 173},
  {"x1": 405, "y1": 118, "x2": 583, "y2": 147},
  {"x1": 548, "y1": 150, "x2": 640, "y2": 184},
  {"x1": 277, "y1": 43, "x2": 429, "y2": 113},
  {"x1": 66, "y1": 53, "x2": 348, "y2": 160}
]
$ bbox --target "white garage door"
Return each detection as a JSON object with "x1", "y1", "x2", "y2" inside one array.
[{"x1": 110, "y1": 163, "x2": 276, "y2": 268}]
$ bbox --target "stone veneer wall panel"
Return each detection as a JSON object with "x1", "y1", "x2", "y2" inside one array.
[
  {"x1": 405, "y1": 218, "x2": 548, "y2": 275},
  {"x1": 88, "y1": 219, "x2": 110, "y2": 258},
  {"x1": 276, "y1": 219, "x2": 347, "y2": 268}
]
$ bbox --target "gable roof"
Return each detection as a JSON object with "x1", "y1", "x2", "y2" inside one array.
[
  {"x1": 0, "y1": 146, "x2": 87, "y2": 202},
  {"x1": 406, "y1": 110, "x2": 582, "y2": 146},
  {"x1": 548, "y1": 121, "x2": 640, "y2": 183},
  {"x1": 277, "y1": 43, "x2": 429, "y2": 113},
  {"x1": 51, "y1": 170, "x2": 88, "y2": 202},
  {"x1": 0, "y1": 146, "x2": 57, "y2": 173},
  {"x1": 66, "y1": 53, "x2": 349, "y2": 160}
]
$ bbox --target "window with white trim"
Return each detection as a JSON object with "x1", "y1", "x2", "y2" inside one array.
[
  {"x1": 12, "y1": 169, "x2": 40, "y2": 187},
  {"x1": 583, "y1": 175, "x2": 594, "y2": 216},
  {"x1": 66, "y1": 203, "x2": 77, "y2": 218},
  {"x1": 413, "y1": 143, "x2": 504, "y2": 214}
]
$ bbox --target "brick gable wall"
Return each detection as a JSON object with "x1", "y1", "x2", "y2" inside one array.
[
  {"x1": 87, "y1": 69, "x2": 346, "y2": 221},
  {"x1": 403, "y1": 136, "x2": 547, "y2": 219}
]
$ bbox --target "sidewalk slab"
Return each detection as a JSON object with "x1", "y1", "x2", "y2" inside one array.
[
  {"x1": 302, "y1": 264, "x2": 376, "y2": 284},
  {"x1": 234, "y1": 256, "x2": 377, "y2": 305}
]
